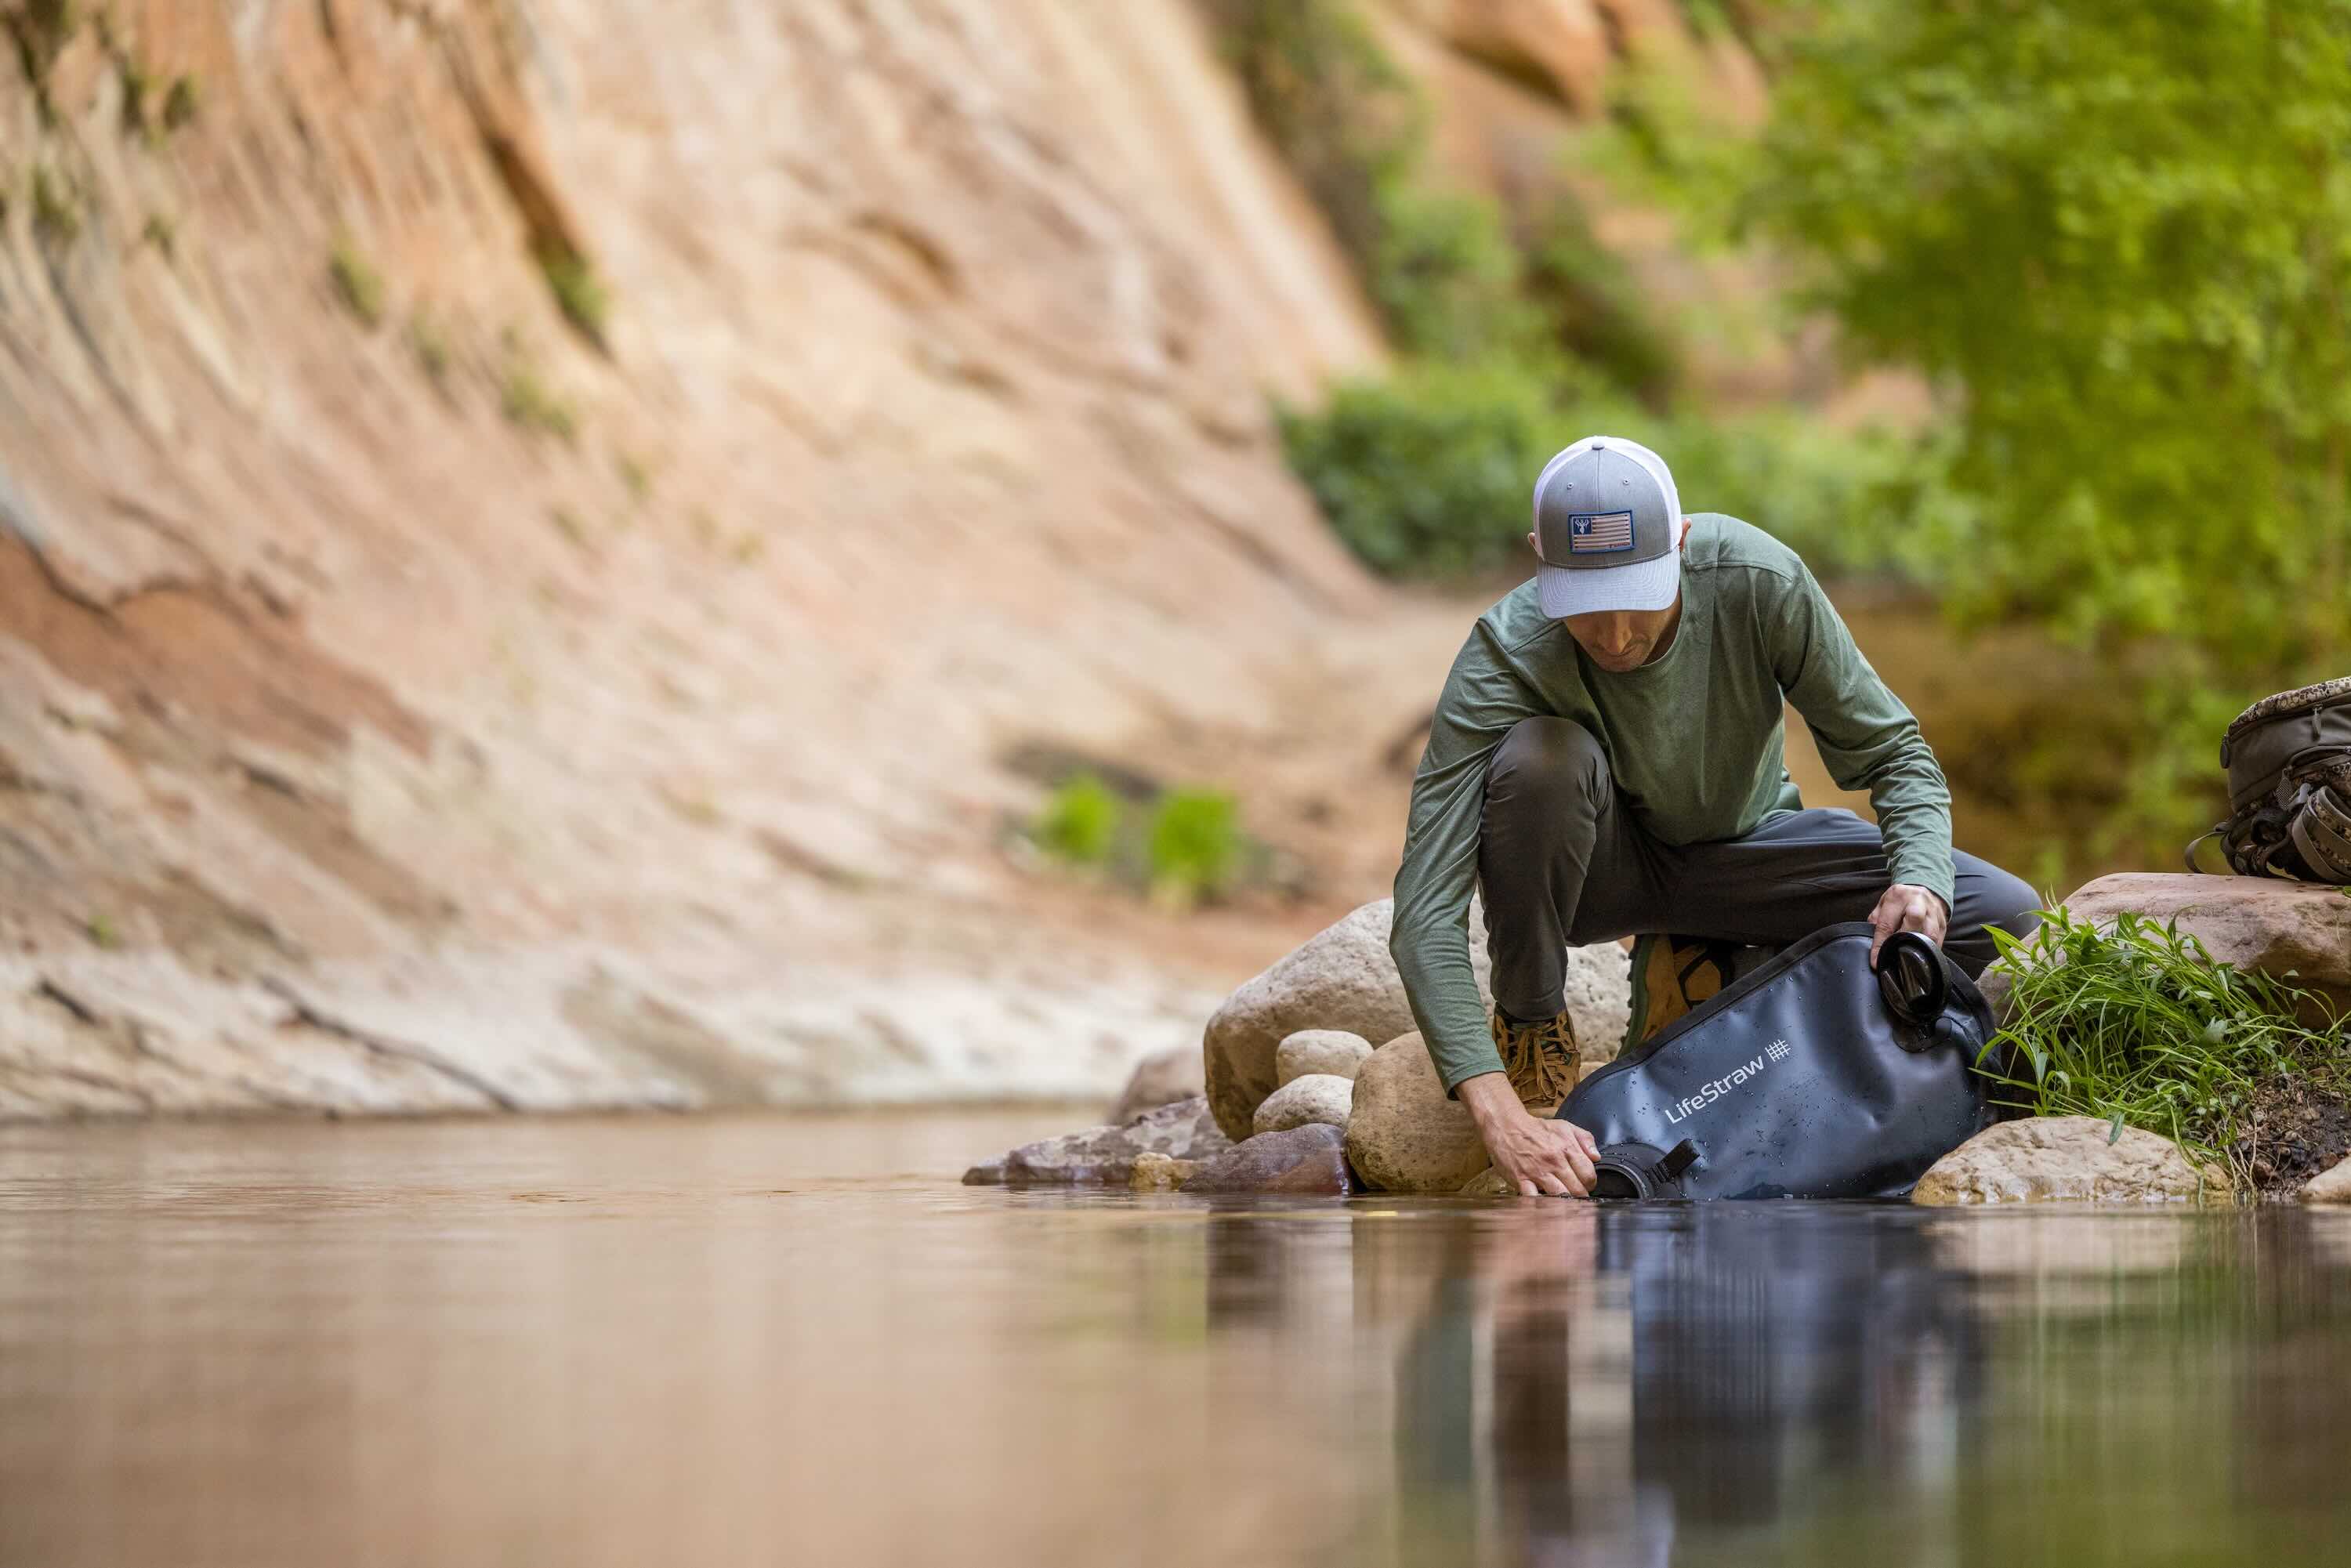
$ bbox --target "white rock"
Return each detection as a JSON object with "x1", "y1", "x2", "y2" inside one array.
[
  {"x1": 1911, "y1": 1117, "x2": 2232, "y2": 1205},
  {"x1": 1342, "y1": 1032, "x2": 1494, "y2": 1194},
  {"x1": 1275, "y1": 1029, "x2": 1372, "y2": 1086},
  {"x1": 2302, "y1": 1153, "x2": 2351, "y2": 1204},
  {"x1": 1202, "y1": 896, "x2": 1630, "y2": 1141},
  {"x1": 1252, "y1": 1072, "x2": 1355, "y2": 1135}
]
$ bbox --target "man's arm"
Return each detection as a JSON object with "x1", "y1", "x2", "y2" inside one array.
[
  {"x1": 1770, "y1": 559, "x2": 1958, "y2": 940},
  {"x1": 1389, "y1": 626, "x2": 1601, "y2": 1197}
]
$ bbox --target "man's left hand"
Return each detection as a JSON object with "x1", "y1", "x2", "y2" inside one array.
[{"x1": 1868, "y1": 883, "x2": 1949, "y2": 966}]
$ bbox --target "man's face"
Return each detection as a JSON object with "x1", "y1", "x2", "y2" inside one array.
[
  {"x1": 1562, "y1": 606, "x2": 1676, "y2": 672},
  {"x1": 1527, "y1": 516, "x2": 1690, "y2": 672}
]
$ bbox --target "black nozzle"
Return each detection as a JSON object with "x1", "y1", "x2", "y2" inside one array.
[{"x1": 1876, "y1": 929, "x2": 1949, "y2": 1027}]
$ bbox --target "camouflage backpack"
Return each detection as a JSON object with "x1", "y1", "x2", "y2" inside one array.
[{"x1": 2183, "y1": 676, "x2": 2351, "y2": 883}]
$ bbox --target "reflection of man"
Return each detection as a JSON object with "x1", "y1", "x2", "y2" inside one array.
[{"x1": 1389, "y1": 436, "x2": 2042, "y2": 1196}]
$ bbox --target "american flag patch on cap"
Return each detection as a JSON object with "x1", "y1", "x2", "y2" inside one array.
[{"x1": 1567, "y1": 512, "x2": 1636, "y2": 554}]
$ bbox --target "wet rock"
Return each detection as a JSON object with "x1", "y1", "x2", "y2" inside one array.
[
  {"x1": 1275, "y1": 1029, "x2": 1373, "y2": 1086},
  {"x1": 1128, "y1": 1153, "x2": 1196, "y2": 1193},
  {"x1": 1252, "y1": 1073, "x2": 1354, "y2": 1135},
  {"x1": 1204, "y1": 896, "x2": 1630, "y2": 1140},
  {"x1": 1107, "y1": 1046, "x2": 1205, "y2": 1125},
  {"x1": 1912, "y1": 1117, "x2": 2232, "y2": 1205},
  {"x1": 1344, "y1": 1032, "x2": 1495, "y2": 1194},
  {"x1": 2302, "y1": 1154, "x2": 2351, "y2": 1204},
  {"x1": 1458, "y1": 1167, "x2": 1521, "y2": 1198},
  {"x1": 963, "y1": 1095, "x2": 1230, "y2": 1186},
  {"x1": 1182, "y1": 1124, "x2": 1353, "y2": 1195},
  {"x1": 1992, "y1": 875, "x2": 2351, "y2": 1029}
]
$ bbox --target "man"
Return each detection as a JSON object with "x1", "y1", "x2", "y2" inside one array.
[{"x1": 1389, "y1": 436, "x2": 2043, "y2": 1197}]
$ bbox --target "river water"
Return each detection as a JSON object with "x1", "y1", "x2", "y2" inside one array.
[{"x1": 4, "y1": 1108, "x2": 2349, "y2": 1567}]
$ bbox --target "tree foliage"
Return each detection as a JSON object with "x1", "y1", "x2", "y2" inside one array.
[{"x1": 1745, "y1": 1, "x2": 2351, "y2": 674}]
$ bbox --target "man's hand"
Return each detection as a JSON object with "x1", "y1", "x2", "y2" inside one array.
[
  {"x1": 1458, "y1": 1072, "x2": 1600, "y2": 1197},
  {"x1": 1868, "y1": 882, "x2": 1949, "y2": 966}
]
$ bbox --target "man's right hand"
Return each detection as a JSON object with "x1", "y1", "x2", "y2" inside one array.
[{"x1": 1457, "y1": 1071, "x2": 1600, "y2": 1197}]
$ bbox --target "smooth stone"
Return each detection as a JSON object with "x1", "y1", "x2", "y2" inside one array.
[
  {"x1": 1252, "y1": 1073, "x2": 1354, "y2": 1135},
  {"x1": 1203, "y1": 896, "x2": 1630, "y2": 1141},
  {"x1": 1181, "y1": 1124, "x2": 1353, "y2": 1195},
  {"x1": 2302, "y1": 1153, "x2": 2351, "y2": 1204},
  {"x1": 1344, "y1": 1032, "x2": 1502, "y2": 1194},
  {"x1": 1128, "y1": 1153, "x2": 1195, "y2": 1192},
  {"x1": 962, "y1": 1095, "x2": 1230, "y2": 1186},
  {"x1": 1274, "y1": 1029, "x2": 1372, "y2": 1086},
  {"x1": 1911, "y1": 1116, "x2": 2232, "y2": 1205},
  {"x1": 1107, "y1": 1045, "x2": 1205, "y2": 1125}
]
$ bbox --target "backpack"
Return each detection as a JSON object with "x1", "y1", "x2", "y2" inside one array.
[
  {"x1": 2183, "y1": 677, "x2": 2351, "y2": 883},
  {"x1": 1559, "y1": 924, "x2": 1996, "y2": 1200}
]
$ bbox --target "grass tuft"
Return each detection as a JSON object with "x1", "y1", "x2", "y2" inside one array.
[
  {"x1": 539, "y1": 250, "x2": 610, "y2": 344},
  {"x1": 161, "y1": 73, "x2": 197, "y2": 130},
  {"x1": 30, "y1": 164, "x2": 78, "y2": 246},
  {"x1": 1033, "y1": 774, "x2": 1121, "y2": 867},
  {"x1": 328, "y1": 237, "x2": 385, "y2": 328},
  {"x1": 1976, "y1": 903, "x2": 2350, "y2": 1193},
  {"x1": 502, "y1": 364, "x2": 577, "y2": 443},
  {"x1": 140, "y1": 212, "x2": 173, "y2": 259},
  {"x1": 407, "y1": 310, "x2": 451, "y2": 386},
  {"x1": 1147, "y1": 788, "x2": 1243, "y2": 909}
]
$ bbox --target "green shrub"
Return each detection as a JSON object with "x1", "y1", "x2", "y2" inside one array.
[
  {"x1": 502, "y1": 364, "x2": 577, "y2": 443},
  {"x1": 1977, "y1": 903, "x2": 2349, "y2": 1193},
  {"x1": 161, "y1": 73, "x2": 197, "y2": 130},
  {"x1": 540, "y1": 251, "x2": 610, "y2": 345},
  {"x1": 1277, "y1": 360, "x2": 1570, "y2": 580},
  {"x1": 1033, "y1": 774, "x2": 1122, "y2": 867},
  {"x1": 1519, "y1": 194, "x2": 1680, "y2": 410},
  {"x1": 328, "y1": 239, "x2": 385, "y2": 328},
  {"x1": 1148, "y1": 788, "x2": 1243, "y2": 907},
  {"x1": 408, "y1": 310, "x2": 451, "y2": 385},
  {"x1": 29, "y1": 164, "x2": 77, "y2": 245}
]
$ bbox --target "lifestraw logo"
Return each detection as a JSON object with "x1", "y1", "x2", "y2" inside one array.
[{"x1": 1665, "y1": 1037, "x2": 1794, "y2": 1125}]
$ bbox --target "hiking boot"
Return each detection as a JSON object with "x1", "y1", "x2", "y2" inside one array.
[{"x1": 1491, "y1": 1008, "x2": 1580, "y2": 1107}]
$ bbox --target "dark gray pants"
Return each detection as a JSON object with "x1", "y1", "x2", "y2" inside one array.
[{"x1": 1478, "y1": 716, "x2": 2045, "y2": 1023}]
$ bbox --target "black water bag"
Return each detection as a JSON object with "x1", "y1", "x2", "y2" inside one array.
[{"x1": 1558, "y1": 922, "x2": 1997, "y2": 1201}]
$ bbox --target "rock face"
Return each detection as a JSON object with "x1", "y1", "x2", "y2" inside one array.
[
  {"x1": 1252, "y1": 1073, "x2": 1355, "y2": 1135},
  {"x1": 1344, "y1": 1032, "x2": 1497, "y2": 1195},
  {"x1": 1204, "y1": 897, "x2": 1631, "y2": 1140},
  {"x1": 1911, "y1": 1117, "x2": 2232, "y2": 1206},
  {"x1": 0, "y1": 0, "x2": 1393, "y2": 1117},
  {"x1": 1109, "y1": 1048, "x2": 1207, "y2": 1125},
  {"x1": 963, "y1": 1096, "x2": 1231, "y2": 1186},
  {"x1": 1181, "y1": 1124, "x2": 1354, "y2": 1196},
  {"x1": 1275, "y1": 1030, "x2": 1374, "y2": 1085},
  {"x1": 2012, "y1": 875, "x2": 2351, "y2": 1028}
]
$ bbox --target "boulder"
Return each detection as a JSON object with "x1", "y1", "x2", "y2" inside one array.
[
  {"x1": 2302, "y1": 1153, "x2": 2351, "y2": 1204},
  {"x1": 1275, "y1": 1029, "x2": 1373, "y2": 1086},
  {"x1": 963, "y1": 1095, "x2": 1230, "y2": 1186},
  {"x1": 1107, "y1": 1045, "x2": 1206, "y2": 1125},
  {"x1": 1993, "y1": 875, "x2": 2351, "y2": 1029},
  {"x1": 1911, "y1": 1116, "x2": 2232, "y2": 1205},
  {"x1": 1128, "y1": 1153, "x2": 1196, "y2": 1193},
  {"x1": 1183, "y1": 1124, "x2": 1354, "y2": 1195},
  {"x1": 1252, "y1": 1073, "x2": 1355, "y2": 1135},
  {"x1": 1204, "y1": 896, "x2": 1631, "y2": 1141},
  {"x1": 1344, "y1": 1032, "x2": 1496, "y2": 1194}
]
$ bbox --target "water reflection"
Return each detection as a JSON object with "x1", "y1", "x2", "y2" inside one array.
[{"x1": 5, "y1": 1114, "x2": 2351, "y2": 1567}]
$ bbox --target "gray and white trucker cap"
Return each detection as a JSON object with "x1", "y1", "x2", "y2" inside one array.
[{"x1": 1531, "y1": 436, "x2": 1683, "y2": 618}]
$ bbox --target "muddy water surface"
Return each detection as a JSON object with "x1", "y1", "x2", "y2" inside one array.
[{"x1": 3, "y1": 1110, "x2": 2348, "y2": 1566}]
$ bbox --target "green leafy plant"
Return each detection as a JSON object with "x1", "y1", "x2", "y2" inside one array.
[
  {"x1": 1032, "y1": 774, "x2": 1121, "y2": 867},
  {"x1": 408, "y1": 310, "x2": 451, "y2": 386},
  {"x1": 1147, "y1": 788, "x2": 1243, "y2": 908},
  {"x1": 1976, "y1": 903, "x2": 2349, "y2": 1193},
  {"x1": 328, "y1": 238, "x2": 385, "y2": 328}
]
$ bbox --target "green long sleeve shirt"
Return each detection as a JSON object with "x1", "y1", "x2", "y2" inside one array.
[{"x1": 1390, "y1": 512, "x2": 1956, "y2": 1094}]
